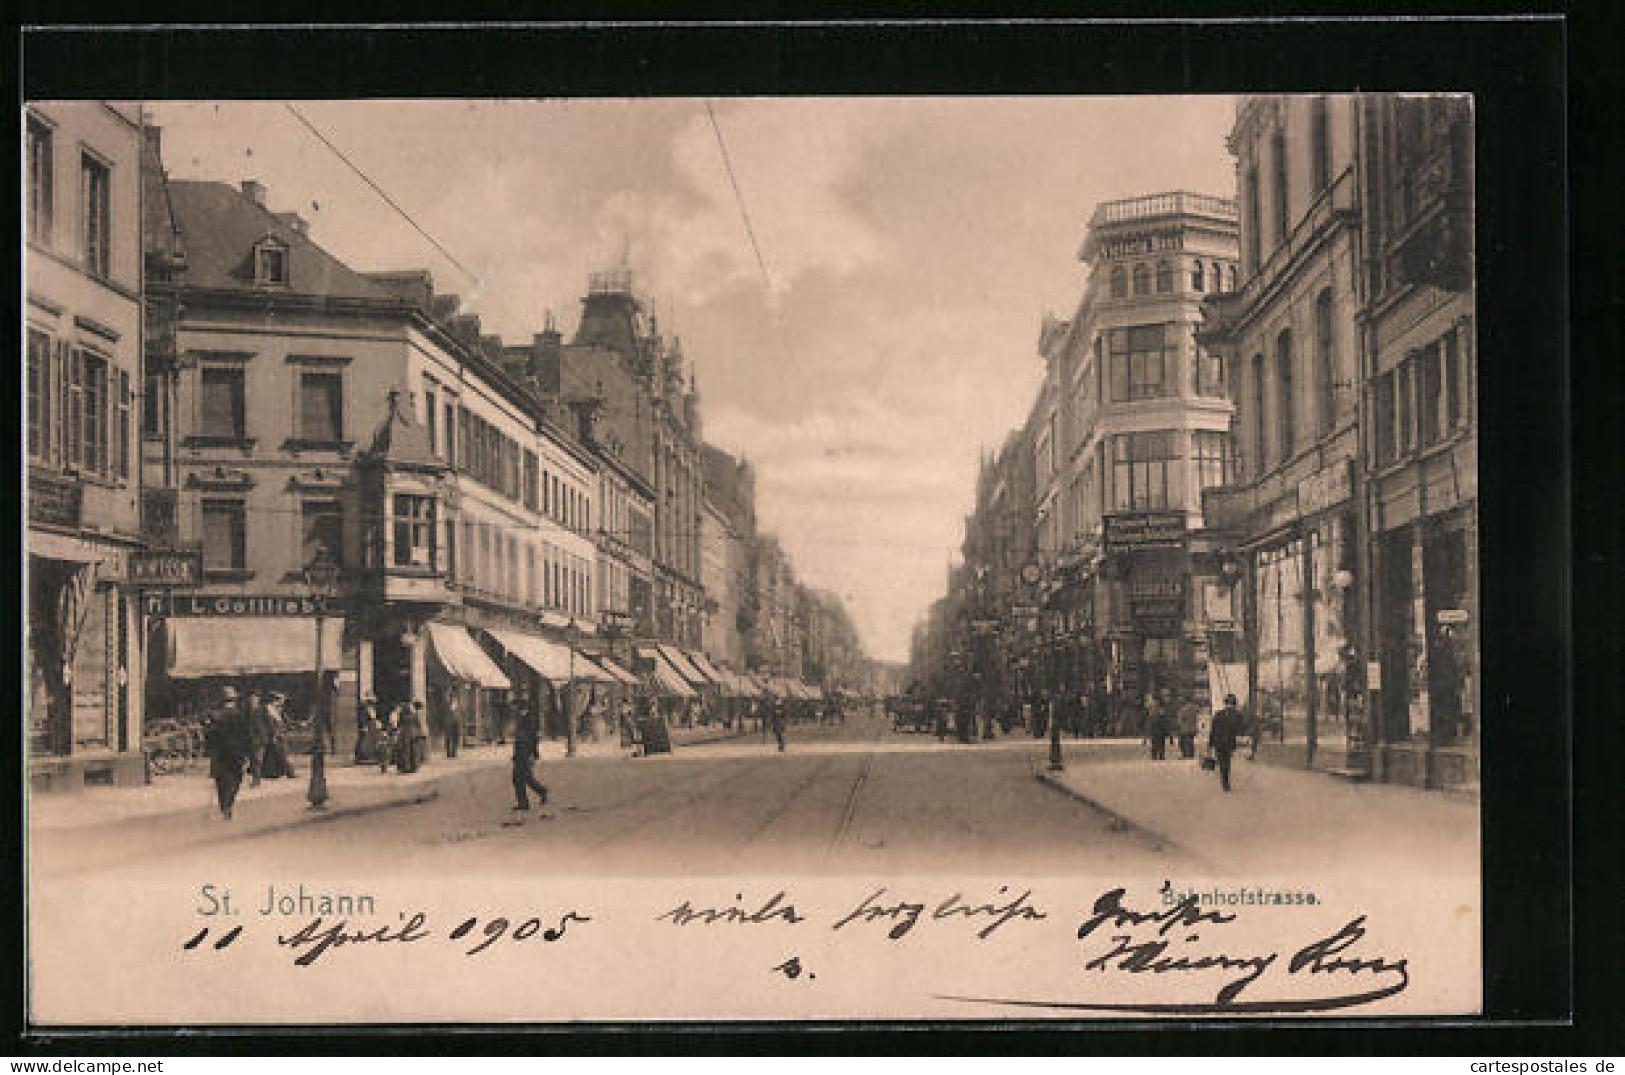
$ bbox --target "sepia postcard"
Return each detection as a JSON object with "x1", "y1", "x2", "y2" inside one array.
[{"x1": 24, "y1": 90, "x2": 1483, "y2": 1026}]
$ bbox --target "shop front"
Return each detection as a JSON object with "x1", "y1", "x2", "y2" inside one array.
[
  {"x1": 423, "y1": 621, "x2": 511, "y2": 746},
  {"x1": 28, "y1": 533, "x2": 145, "y2": 791}
]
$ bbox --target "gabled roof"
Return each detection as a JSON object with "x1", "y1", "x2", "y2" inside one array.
[{"x1": 164, "y1": 180, "x2": 396, "y2": 301}]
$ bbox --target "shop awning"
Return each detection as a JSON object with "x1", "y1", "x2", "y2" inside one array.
[
  {"x1": 167, "y1": 617, "x2": 341, "y2": 679},
  {"x1": 688, "y1": 651, "x2": 726, "y2": 684},
  {"x1": 638, "y1": 646, "x2": 698, "y2": 697},
  {"x1": 589, "y1": 655, "x2": 642, "y2": 686},
  {"x1": 486, "y1": 628, "x2": 611, "y2": 684},
  {"x1": 721, "y1": 669, "x2": 757, "y2": 698},
  {"x1": 427, "y1": 624, "x2": 511, "y2": 689},
  {"x1": 657, "y1": 644, "x2": 712, "y2": 687}
]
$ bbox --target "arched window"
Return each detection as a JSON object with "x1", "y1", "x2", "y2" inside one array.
[
  {"x1": 1315, "y1": 289, "x2": 1336, "y2": 433},
  {"x1": 1132, "y1": 263, "x2": 1151, "y2": 296},
  {"x1": 1110, "y1": 266, "x2": 1127, "y2": 298},
  {"x1": 1191, "y1": 261, "x2": 1205, "y2": 292},
  {"x1": 1155, "y1": 260, "x2": 1173, "y2": 293}
]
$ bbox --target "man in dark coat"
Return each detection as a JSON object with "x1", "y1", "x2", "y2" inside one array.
[
  {"x1": 205, "y1": 686, "x2": 252, "y2": 819},
  {"x1": 511, "y1": 698, "x2": 549, "y2": 811},
  {"x1": 1209, "y1": 693, "x2": 1247, "y2": 792},
  {"x1": 245, "y1": 691, "x2": 269, "y2": 787},
  {"x1": 444, "y1": 690, "x2": 462, "y2": 759},
  {"x1": 770, "y1": 697, "x2": 787, "y2": 752}
]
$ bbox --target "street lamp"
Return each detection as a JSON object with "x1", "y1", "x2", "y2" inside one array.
[{"x1": 303, "y1": 549, "x2": 341, "y2": 810}]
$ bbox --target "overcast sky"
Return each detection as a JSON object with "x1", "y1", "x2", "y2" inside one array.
[{"x1": 147, "y1": 97, "x2": 1238, "y2": 663}]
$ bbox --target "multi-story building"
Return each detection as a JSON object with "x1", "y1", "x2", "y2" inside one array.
[
  {"x1": 1052, "y1": 192, "x2": 1241, "y2": 718},
  {"x1": 141, "y1": 146, "x2": 605, "y2": 750},
  {"x1": 26, "y1": 101, "x2": 148, "y2": 789},
  {"x1": 1199, "y1": 95, "x2": 1368, "y2": 773},
  {"x1": 700, "y1": 497, "x2": 748, "y2": 671},
  {"x1": 1356, "y1": 95, "x2": 1477, "y2": 791},
  {"x1": 1201, "y1": 94, "x2": 1476, "y2": 792}
]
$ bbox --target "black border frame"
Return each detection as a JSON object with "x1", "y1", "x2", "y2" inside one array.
[{"x1": 10, "y1": 11, "x2": 1595, "y2": 1056}]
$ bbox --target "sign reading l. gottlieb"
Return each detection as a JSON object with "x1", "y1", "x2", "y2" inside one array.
[
  {"x1": 127, "y1": 549, "x2": 204, "y2": 588},
  {"x1": 142, "y1": 592, "x2": 339, "y2": 617},
  {"x1": 1103, "y1": 510, "x2": 1187, "y2": 550}
]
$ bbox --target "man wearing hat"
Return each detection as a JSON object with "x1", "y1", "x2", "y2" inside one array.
[
  {"x1": 204, "y1": 685, "x2": 252, "y2": 819},
  {"x1": 1209, "y1": 693, "x2": 1247, "y2": 793}
]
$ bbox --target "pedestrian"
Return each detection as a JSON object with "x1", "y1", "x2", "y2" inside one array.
[
  {"x1": 511, "y1": 698, "x2": 549, "y2": 811},
  {"x1": 355, "y1": 694, "x2": 379, "y2": 765},
  {"x1": 1176, "y1": 695, "x2": 1200, "y2": 759},
  {"x1": 1210, "y1": 693, "x2": 1247, "y2": 792},
  {"x1": 770, "y1": 698, "x2": 787, "y2": 752},
  {"x1": 1145, "y1": 692, "x2": 1169, "y2": 760},
  {"x1": 245, "y1": 690, "x2": 268, "y2": 787},
  {"x1": 1248, "y1": 704, "x2": 1265, "y2": 760},
  {"x1": 397, "y1": 700, "x2": 427, "y2": 773},
  {"x1": 259, "y1": 692, "x2": 297, "y2": 779},
  {"x1": 205, "y1": 685, "x2": 251, "y2": 820},
  {"x1": 376, "y1": 701, "x2": 399, "y2": 773},
  {"x1": 444, "y1": 690, "x2": 462, "y2": 759}
]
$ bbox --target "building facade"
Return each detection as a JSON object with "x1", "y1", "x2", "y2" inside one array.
[
  {"x1": 1199, "y1": 95, "x2": 1368, "y2": 773},
  {"x1": 26, "y1": 101, "x2": 149, "y2": 789}
]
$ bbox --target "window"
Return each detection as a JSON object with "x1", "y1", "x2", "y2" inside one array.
[
  {"x1": 1444, "y1": 329, "x2": 1463, "y2": 433},
  {"x1": 254, "y1": 240, "x2": 288, "y2": 286},
  {"x1": 1251, "y1": 353, "x2": 1267, "y2": 477},
  {"x1": 477, "y1": 523, "x2": 490, "y2": 587},
  {"x1": 444, "y1": 402, "x2": 457, "y2": 467},
  {"x1": 1194, "y1": 341, "x2": 1226, "y2": 398},
  {"x1": 1155, "y1": 260, "x2": 1173, "y2": 293},
  {"x1": 523, "y1": 450, "x2": 538, "y2": 510},
  {"x1": 527, "y1": 544, "x2": 537, "y2": 604},
  {"x1": 1226, "y1": 264, "x2": 1238, "y2": 292},
  {"x1": 1315, "y1": 290, "x2": 1337, "y2": 434},
  {"x1": 81, "y1": 154, "x2": 111, "y2": 278},
  {"x1": 1244, "y1": 166, "x2": 1262, "y2": 274},
  {"x1": 301, "y1": 500, "x2": 343, "y2": 568},
  {"x1": 27, "y1": 329, "x2": 50, "y2": 460},
  {"x1": 1132, "y1": 263, "x2": 1151, "y2": 296},
  {"x1": 1111, "y1": 432, "x2": 1178, "y2": 510},
  {"x1": 1194, "y1": 431, "x2": 1232, "y2": 491},
  {"x1": 492, "y1": 527, "x2": 505, "y2": 591},
  {"x1": 298, "y1": 370, "x2": 343, "y2": 443},
  {"x1": 1397, "y1": 356, "x2": 1415, "y2": 454},
  {"x1": 202, "y1": 498, "x2": 247, "y2": 572},
  {"x1": 1421, "y1": 342, "x2": 1443, "y2": 445},
  {"x1": 143, "y1": 372, "x2": 165, "y2": 440},
  {"x1": 28, "y1": 117, "x2": 52, "y2": 245},
  {"x1": 507, "y1": 536, "x2": 519, "y2": 598},
  {"x1": 1372, "y1": 371, "x2": 1395, "y2": 465},
  {"x1": 1191, "y1": 262, "x2": 1205, "y2": 292},
  {"x1": 392, "y1": 494, "x2": 437, "y2": 568},
  {"x1": 115, "y1": 369, "x2": 131, "y2": 479},
  {"x1": 424, "y1": 388, "x2": 437, "y2": 454},
  {"x1": 1311, "y1": 96, "x2": 1331, "y2": 192},
  {"x1": 81, "y1": 351, "x2": 108, "y2": 476},
  {"x1": 1276, "y1": 330, "x2": 1295, "y2": 462},
  {"x1": 1110, "y1": 266, "x2": 1127, "y2": 298},
  {"x1": 446, "y1": 516, "x2": 458, "y2": 580},
  {"x1": 1271, "y1": 130, "x2": 1289, "y2": 247},
  {"x1": 1109, "y1": 324, "x2": 1173, "y2": 401},
  {"x1": 200, "y1": 366, "x2": 246, "y2": 439}
]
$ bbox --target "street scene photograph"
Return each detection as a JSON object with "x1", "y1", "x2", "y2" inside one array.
[{"x1": 24, "y1": 93, "x2": 1482, "y2": 1022}]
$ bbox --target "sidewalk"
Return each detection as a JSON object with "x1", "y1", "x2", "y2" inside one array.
[
  {"x1": 1038, "y1": 753, "x2": 1481, "y2": 877},
  {"x1": 29, "y1": 725, "x2": 747, "y2": 836}
]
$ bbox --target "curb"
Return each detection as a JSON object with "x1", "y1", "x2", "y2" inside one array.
[{"x1": 1033, "y1": 769, "x2": 1214, "y2": 869}]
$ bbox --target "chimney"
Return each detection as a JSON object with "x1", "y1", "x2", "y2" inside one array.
[
  {"x1": 275, "y1": 211, "x2": 309, "y2": 238},
  {"x1": 241, "y1": 179, "x2": 266, "y2": 206}
]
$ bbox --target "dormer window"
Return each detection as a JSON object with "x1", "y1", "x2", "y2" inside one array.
[{"x1": 253, "y1": 237, "x2": 288, "y2": 287}]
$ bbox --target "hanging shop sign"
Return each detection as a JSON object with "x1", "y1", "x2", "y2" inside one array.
[
  {"x1": 143, "y1": 592, "x2": 340, "y2": 617},
  {"x1": 1298, "y1": 458, "x2": 1355, "y2": 518},
  {"x1": 1103, "y1": 510, "x2": 1187, "y2": 550},
  {"x1": 128, "y1": 549, "x2": 204, "y2": 589}
]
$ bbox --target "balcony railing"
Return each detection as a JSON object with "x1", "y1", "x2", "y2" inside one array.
[{"x1": 1091, "y1": 191, "x2": 1238, "y2": 228}]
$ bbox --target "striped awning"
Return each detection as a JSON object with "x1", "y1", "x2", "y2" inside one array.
[
  {"x1": 657, "y1": 644, "x2": 712, "y2": 687},
  {"x1": 486, "y1": 628, "x2": 613, "y2": 684},
  {"x1": 588, "y1": 655, "x2": 642, "y2": 686},
  {"x1": 638, "y1": 646, "x2": 698, "y2": 698},
  {"x1": 687, "y1": 651, "x2": 726, "y2": 685},
  {"x1": 426, "y1": 624, "x2": 511, "y2": 690}
]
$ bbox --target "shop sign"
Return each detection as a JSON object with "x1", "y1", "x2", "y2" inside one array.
[
  {"x1": 1436, "y1": 609, "x2": 1470, "y2": 625},
  {"x1": 1298, "y1": 458, "x2": 1354, "y2": 518},
  {"x1": 1104, "y1": 510, "x2": 1187, "y2": 550},
  {"x1": 128, "y1": 549, "x2": 204, "y2": 589},
  {"x1": 144, "y1": 592, "x2": 340, "y2": 617},
  {"x1": 28, "y1": 471, "x2": 82, "y2": 530}
]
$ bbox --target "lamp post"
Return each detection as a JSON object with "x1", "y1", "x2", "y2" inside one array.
[{"x1": 303, "y1": 550, "x2": 340, "y2": 810}]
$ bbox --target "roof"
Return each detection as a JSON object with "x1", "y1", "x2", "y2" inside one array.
[
  {"x1": 365, "y1": 390, "x2": 441, "y2": 470},
  {"x1": 165, "y1": 179, "x2": 397, "y2": 301}
]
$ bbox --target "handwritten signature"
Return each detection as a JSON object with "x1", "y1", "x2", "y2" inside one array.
[
  {"x1": 181, "y1": 909, "x2": 592, "y2": 967},
  {"x1": 938, "y1": 886, "x2": 1410, "y2": 1015}
]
